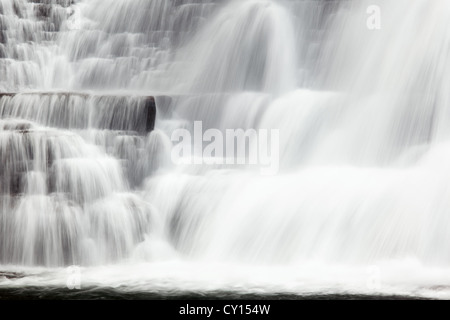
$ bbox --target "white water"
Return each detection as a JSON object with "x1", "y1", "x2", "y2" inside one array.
[{"x1": 1, "y1": 0, "x2": 450, "y2": 298}]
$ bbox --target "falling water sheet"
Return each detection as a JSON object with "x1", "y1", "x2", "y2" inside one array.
[{"x1": 1, "y1": 0, "x2": 450, "y2": 300}]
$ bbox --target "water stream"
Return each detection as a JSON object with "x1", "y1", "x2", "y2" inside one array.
[{"x1": 1, "y1": 0, "x2": 450, "y2": 299}]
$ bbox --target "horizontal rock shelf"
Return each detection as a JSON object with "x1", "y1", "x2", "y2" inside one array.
[{"x1": 0, "y1": 92, "x2": 156, "y2": 134}]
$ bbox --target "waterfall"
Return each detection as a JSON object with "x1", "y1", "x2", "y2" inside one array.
[{"x1": 1, "y1": 0, "x2": 450, "y2": 298}]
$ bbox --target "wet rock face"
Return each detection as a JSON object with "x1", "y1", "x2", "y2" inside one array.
[
  {"x1": 0, "y1": 271, "x2": 25, "y2": 279},
  {"x1": 0, "y1": 0, "x2": 225, "y2": 92},
  {"x1": 145, "y1": 97, "x2": 156, "y2": 133},
  {"x1": 0, "y1": 0, "x2": 78, "y2": 91},
  {"x1": 0, "y1": 93, "x2": 156, "y2": 133},
  {"x1": 34, "y1": 3, "x2": 52, "y2": 19},
  {"x1": 0, "y1": 91, "x2": 159, "y2": 266},
  {"x1": 31, "y1": 0, "x2": 75, "y2": 32}
]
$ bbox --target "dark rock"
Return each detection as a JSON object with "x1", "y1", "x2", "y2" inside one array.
[
  {"x1": 0, "y1": 31, "x2": 6, "y2": 45},
  {"x1": 13, "y1": 1, "x2": 23, "y2": 18},
  {"x1": 3, "y1": 122, "x2": 32, "y2": 131},
  {"x1": 0, "y1": 92, "x2": 157, "y2": 134},
  {"x1": 145, "y1": 97, "x2": 156, "y2": 133},
  {"x1": 10, "y1": 173, "x2": 23, "y2": 196},
  {"x1": 0, "y1": 44, "x2": 6, "y2": 58},
  {"x1": 34, "y1": 4, "x2": 52, "y2": 19},
  {"x1": 0, "y1": 272, "x2": 25, "y2": 280},
  {"x1": 0, "y1": 93, "x2": 14, "y2": 99}
]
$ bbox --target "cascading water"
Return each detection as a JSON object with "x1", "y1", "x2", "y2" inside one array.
[{"x1": 1, "y1": 0, "x2": 450, "y2": 298}]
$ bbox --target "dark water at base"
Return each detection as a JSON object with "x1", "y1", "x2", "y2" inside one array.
[{"x1": 0, "y1": 287, "x2": 430, "y2": 300}]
